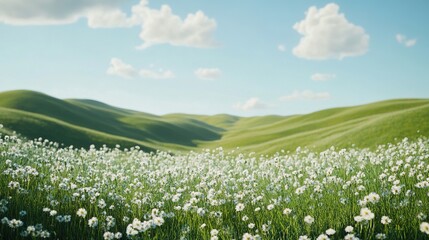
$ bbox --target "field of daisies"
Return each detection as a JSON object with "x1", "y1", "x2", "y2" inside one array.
[{"x1": 1, "y1": 127, "x2": 429, "y2": 239}]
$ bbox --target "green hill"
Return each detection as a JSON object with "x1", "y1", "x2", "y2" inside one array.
[{"x1": 0, "y1": 90, "x2": 428, "y2": 154}]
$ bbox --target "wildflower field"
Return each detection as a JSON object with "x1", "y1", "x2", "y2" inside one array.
[{"x1": 1, "y1": 129, "x2": 429, "y2": 239}]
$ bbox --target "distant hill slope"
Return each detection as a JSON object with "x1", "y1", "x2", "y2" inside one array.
[{"x1": 0, "y1": 90, "x2": 428, "y2": 154}]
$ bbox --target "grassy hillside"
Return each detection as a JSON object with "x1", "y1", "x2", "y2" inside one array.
[
  {"x1": 0, "y1": 90, "x2": 428, "y2": 154},
  {"x1": 204, "y1": 99, "x2": 429, "y2": 153},
  {"x1": 0, "y1": 90, "x2": 222, "y2": 151}
]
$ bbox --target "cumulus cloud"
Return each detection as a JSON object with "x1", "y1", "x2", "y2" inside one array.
[
  {"x1": 293, "y1": 3, "x2": 369, "y2": 60},
  {"x1": 280, "y1": 90, "x2": 331, "y2": 101},
  {"x1": 140, "y1": 68, "x2": 174, "y2": 79},
  {"x1": 107, "y1": 58, "x2": 138, "y2": 79},
  {"x1": 89, "y1": 1, "x2": 217, "y2": 48},
  {"x1": 311, "y1": 73, "x2": 336, "y2": 81},
  {"x1": 87, "y1": 8, "x2": 132, "y2": 28},
  {"x1": 107, "y1": 58, "x2": 174, "y2": 79},
  {"x1": 396, "y1": 34, "x2": 417, "y2": 47},
  {"x1": 278, "y1": 44, "x2": 286, "y2": 52},
  {"x1": 0, "y1": 0, "x2": 217, "y2": 49},
  {"x1": 132, "y1": 1, "x2": 217, "y2": 49},
  {"x1": 194, "y1": 68, "x2": 221, "y2": 80},
  {"x1": 0, "y1": 0, "x2": 122, "y2": 25},
  {"x1": 233, "y1": 98, "x2": 268, "y2": 111}
]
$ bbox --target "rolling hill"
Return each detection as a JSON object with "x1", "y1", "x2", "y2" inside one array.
[{"x1": 0, "y1": 90, "x2": 428, "y2": 154}]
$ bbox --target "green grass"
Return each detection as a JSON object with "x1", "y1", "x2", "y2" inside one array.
[
  {"x1": 1, "y1": 132, "x2": 428, "y2": 239},
  {"x1": 206, "y1": 99, "x2": 429, "y2": 153},
  {"x1": 0, "y1": 90, "x2": 428, "y2": 154}
]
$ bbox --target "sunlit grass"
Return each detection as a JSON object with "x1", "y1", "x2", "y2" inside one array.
[{"x1": 1, "y1": 126, "x2": 429, "y2": 239}]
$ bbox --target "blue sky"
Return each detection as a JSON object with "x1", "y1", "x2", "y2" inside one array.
[{"x1": 0, "y1": 0, "x2": 428, "y2": 116}]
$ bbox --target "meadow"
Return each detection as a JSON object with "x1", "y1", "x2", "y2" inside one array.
[
  {"x1": 1, "y1": 124, "x2": 429, "y2": 239},
  {"x1": 1, "y1": 90, "x2": 429, "y2": 155}
]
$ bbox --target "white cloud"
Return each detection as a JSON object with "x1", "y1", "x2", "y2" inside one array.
[
  {"x1": 396, "y1": 34, "x2": 417, "y2": 47},
  {"x1": 140, "y1": 68, "x2": 174, "y2": 79},
  {"x1": 292, "y1": 3, "x2": 369, "y2": 60},
  {"x1": 233, "y1": 97, "x2": 268, "y2": 111},
  {"x1": 87, "y1": 8, "x2": 132, "y2": 28},
  {"x1": 194, "y1": 68, "x2": 221, "y2": 80},
  {"x1": 107, "y1": 58, "x2": 138, "y2": 79},
  {"x1": 107, "y1": 58, "x2": 174, "y2": 79},
  {"x1": 311, "y1": 73, "x2": 336, "y2": 81},
  {"x1": 87, "y1": 1, "x2": 217, "y2": 48},
  {"x1": 278, "y1": 44, "x2": 286, "y2": 52},
  {"x1": 132, "y1": 1, "x2": 217, "y2": 49},
  {"x1": 280, "y1": 90, "x2": 331, "y2": 101},
  {"x1": 0, "y1": 0, "x2": 122, "y2": 25},
  {"x1": 0, "y1": 0, "x2": 218, "y2": 49}
]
